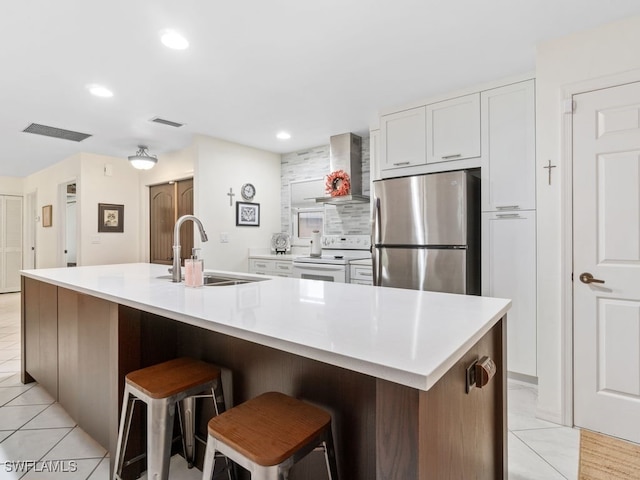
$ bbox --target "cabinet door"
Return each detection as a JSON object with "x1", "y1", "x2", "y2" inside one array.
[
  {"x1": 350, "y1": 265, "x2": 373, "y2": 285},
  {"x1": 249, "y1": 259, "x2": 273, "y2": 275},
  {"x1": 1, "y1": 195, "x2": 22, "y2": 292},
  {"x1": 273, "y1": 261, "x2": 293, "y2": 277},
  {"x1": 426, "y1": 93, "x2": 480, "y2": 164},
  {"x1": 380, "y1": 106, "x2": 426, "y2": 170},
  {"x1": 22, "y1": 277, "x2": 58, "y2": 396},
  {"x1": 481, "y1": 80, "x2": 535, "y2": 211},
  {"x1": 482, "y1": 210, "x2": 536, "y2": 377}
]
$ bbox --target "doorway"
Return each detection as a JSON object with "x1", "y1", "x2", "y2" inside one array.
[
  {"x1": 65, "y1": 183, "x2": 77, "y2": 267},
  {"x1": 57, "y1": 181, "x2": 77, "y2": 267},
  {"x1": 572, "y1": 80, "x2": 640, "y2": 443},
  {"x1": 149, "y1": 178, "x2": 193, "y2": 265}
]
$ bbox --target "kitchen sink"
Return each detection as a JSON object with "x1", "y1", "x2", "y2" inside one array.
[
  {"x1": 157, "y1": 273, "x2": 268, "y2": 286},
  {"x1": 202, "y1": 274, "x2": 265, "y2": 286}
]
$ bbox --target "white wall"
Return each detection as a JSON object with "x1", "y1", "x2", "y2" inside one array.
[
  {"x1": 22, "y1": 152, "x2": 142, "y2": 268},
  {"x1": 78, "y1": 153, "x2": 141, "y2": 266},
  {"x1": 194, "y1": 135, "x2": 281, "y2": 272},
  {"x1": 22, "y1": 154, "x2": 81, "y2": 268},
  {"x1": 0, "y1": 177, "x2": 23, "y2": 195},
  {"x1": 535, "y1": 14, "x2": 640, "y2": 423}
]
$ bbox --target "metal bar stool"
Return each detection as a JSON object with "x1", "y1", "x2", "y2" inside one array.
[
  {"x1": 113, "y1": 357, "x2": 233, "y2": 480},
  {"x1": 202, "y1": 391, "x2": 339, "y2": 480}
]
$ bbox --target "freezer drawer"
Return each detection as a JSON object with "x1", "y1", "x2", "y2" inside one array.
[{"x1": 373, "y1": 247, "x2": 474, "y2": 294}]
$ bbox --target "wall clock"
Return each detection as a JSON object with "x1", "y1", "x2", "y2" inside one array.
[{"x1": 241, "y1": 183, "x2": 256, "y2": 201}]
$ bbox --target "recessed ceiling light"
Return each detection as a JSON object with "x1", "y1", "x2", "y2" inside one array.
[
  {"x1": 160, "y1": 30, "x2": 189, "y2": 50},
  {"x1": 87, "y1": 84, "x2": 113, "y2": 98},
  {"x1": 276, "y1": 131, "x2": 291, "y2": 140}
]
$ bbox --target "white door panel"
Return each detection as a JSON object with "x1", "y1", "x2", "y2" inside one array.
[{"x1": 573, "y1": 80, "x2": 640, "y2": 443}]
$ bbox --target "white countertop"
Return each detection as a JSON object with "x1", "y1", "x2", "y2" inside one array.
[
  {"x1": 21, "y1": 263, "x2": 510, "y2": 391},
  {"x1": 350, "y1": 258, "x2": 372, "y2": 266},
  {"x1": 249, "y1": 254, "x2": 295, "y2": 261}
]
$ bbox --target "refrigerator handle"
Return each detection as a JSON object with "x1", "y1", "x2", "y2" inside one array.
[{"x1": 372, "y1": 198, "x2": 382, "y2": 286}]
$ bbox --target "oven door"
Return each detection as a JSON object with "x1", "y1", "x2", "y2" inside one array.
[{"x1": 292, "y1": 262, "x2": 347, "y2": 283}]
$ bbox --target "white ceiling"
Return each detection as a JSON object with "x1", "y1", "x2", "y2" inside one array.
[{"x1": 2, "y1": 1, "x2": 640, "y2": 178}]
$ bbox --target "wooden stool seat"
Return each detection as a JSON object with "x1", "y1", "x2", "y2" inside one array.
[
  {"x1": 113, "y1": 357, "x2": 233, "y2": 480},
  {"x1": 126, "y1": 357, "x2": 221, "y2": 399},
  {"x1": 202, "y1": 391, "x2": 338, "y2": 479}
]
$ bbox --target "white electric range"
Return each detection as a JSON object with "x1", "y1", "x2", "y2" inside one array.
[{"x1": 292, "y1": 235, "x2": 371, "y2": 283}]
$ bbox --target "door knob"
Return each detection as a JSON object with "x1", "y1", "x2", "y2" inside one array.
[{"x1": 579, "y1": 272, "x2": 605, "y2": 284}]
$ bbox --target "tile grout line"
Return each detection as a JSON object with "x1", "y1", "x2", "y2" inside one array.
[{"x1": 511, "y1": 430, "x2": 570, "y2": 480}]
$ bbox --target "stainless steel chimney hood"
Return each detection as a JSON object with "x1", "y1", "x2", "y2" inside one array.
[{"x1": 316, "y1": 133, "x2": 370, "y2": 205}]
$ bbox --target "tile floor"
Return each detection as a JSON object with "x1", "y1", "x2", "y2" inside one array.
[{"x1": 0, "y1": 292, "x2": 580, "y2": 479}]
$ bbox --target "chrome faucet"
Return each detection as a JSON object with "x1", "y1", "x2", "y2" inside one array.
[{"x1": 172, "y1": 215, "x2": 208, "y2": 282}]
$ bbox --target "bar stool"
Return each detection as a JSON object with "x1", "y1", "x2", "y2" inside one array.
[
  {"x1": 202, "y1": 391, "x2": 339, "y2": 480},
  {"x1": 113, "y1": 357, "x2": 232, "y2": 480}
]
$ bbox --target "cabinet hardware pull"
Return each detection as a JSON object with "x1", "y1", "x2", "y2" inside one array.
[
  {"x1": 393, "y1": 161, "x2": 410, "y2": 166},
  {"x1": 496, "y1": 205, "x2": 519, "y2": 210},
  {"x1": 441, "y1": 154, "x2": 462, "y2": 160},
  {"x1": 496, "y1": 213, "x2": 520, "y2": 218}
]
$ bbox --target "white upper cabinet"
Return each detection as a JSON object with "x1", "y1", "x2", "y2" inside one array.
[
  {"x1": 481, "y1": 80, "x2": 535, "y2": 211},
  {"x1": 370, "y1": 129, "x2": 380, "y2": 182},
  {"x1": 380, "y1": 106, "x2": 426, "y2": 171},
  {"x1": 426, "y1": 93, "x2": 481, "y2": 164}
]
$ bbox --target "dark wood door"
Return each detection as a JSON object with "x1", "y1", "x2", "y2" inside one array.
[
  {"x1": 149, "y1": 179, "x2": 193, "y2": 265},
  {"x1": 177, "y1": 179, "x2": 194, "y2": 261}
]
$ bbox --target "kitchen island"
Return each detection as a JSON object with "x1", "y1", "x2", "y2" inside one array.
[{"x1": 21, "y1": 263, "x2": 510, "y2": 480}]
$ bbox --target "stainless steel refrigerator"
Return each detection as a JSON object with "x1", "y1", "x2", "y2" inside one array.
[{"x1": 372, "y1": 170, "x2": 480, "y2": 294}]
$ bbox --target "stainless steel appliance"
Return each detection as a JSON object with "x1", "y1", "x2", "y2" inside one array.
[
  {"x1": 372, "y1": 170, "x2": 480, "y2": 294},
  {"x1": 293, "y1": 235, "x2": 371, "y2": 283}
]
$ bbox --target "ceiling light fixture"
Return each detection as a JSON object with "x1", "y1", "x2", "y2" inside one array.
[
  {"x1": 87, "y1": 84, "x2": 114, "y2": 98},
  {"x1": 128, "y1": 145, "x2": 158, "y2": 170},
  {"x1": 276, "y1": 131, "x2": 291, "y2": 140},
  {"x1": 160, "y1": 30, "x2": 189, "y2": 50}
]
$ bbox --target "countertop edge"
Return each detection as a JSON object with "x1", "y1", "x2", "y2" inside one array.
[{"x1": 20, "y1": 266, "x2": 511, "y2": 391}]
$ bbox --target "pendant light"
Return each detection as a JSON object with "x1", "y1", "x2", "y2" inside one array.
[{"x1": 128, "y1": 145, "x2": 158, "y2": 170}]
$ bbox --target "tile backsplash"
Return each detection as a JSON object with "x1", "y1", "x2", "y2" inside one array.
[{"x1": 280, "y1": 136, "x2": 371, "y2": 236}]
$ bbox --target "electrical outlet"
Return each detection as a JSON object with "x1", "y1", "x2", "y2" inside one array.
[
  {"x1": 465, "y1": 360, "x2": 477, "y2": 394},
  {"x1": 220, "y1": 232, "x2": 229, "y2": 243}
]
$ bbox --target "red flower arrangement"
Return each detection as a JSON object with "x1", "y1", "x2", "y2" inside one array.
[{"x1": 325, "y1": 170, "x2": 351, "y2": 197}]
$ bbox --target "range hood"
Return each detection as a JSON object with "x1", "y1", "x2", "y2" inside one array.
[{"x1": 316, "y1": 132, "x2": 370, "y2": 205}]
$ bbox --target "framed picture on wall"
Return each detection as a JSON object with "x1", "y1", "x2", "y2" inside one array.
[
  {"x1": 236, "y1": 202, "x2": 260, "y2": 227},
  {"x1": 98, "y1": 203, "x2": 124, "y2": 233},
  {"x1": 42, "y1": 205, "x2": 52, "y2": 227}
]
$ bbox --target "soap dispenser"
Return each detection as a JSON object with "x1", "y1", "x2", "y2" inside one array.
[{"x1": 184, "y1": 248, "x2": 204, "y2": 287}]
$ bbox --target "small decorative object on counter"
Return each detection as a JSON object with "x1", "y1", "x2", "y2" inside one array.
[
  {"x1": 325, "y1": 170, "x2": 351, "y2": 197},
  {"x1": 271, "y1": 233, "x2": 291, "y2": 254},
  {"x1": 184, "y1": 248, "x2": 203, "y2": 287},
  {"x1": 310, "y1": 230, "x2": 322, "y2": 257}
]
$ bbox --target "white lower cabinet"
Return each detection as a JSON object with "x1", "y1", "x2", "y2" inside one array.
[
  {"x1": 482, "y1": 210, "x2": 536, "y2": 377},
  {"x1": 350, "y1": 264, "x2": 373, "y2": 285},
  {"x1": 249, "y1": 258, "x2": 293, "y2": 277}
]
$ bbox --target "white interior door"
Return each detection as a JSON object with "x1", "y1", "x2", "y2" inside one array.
[
  {"x1": 573, "y1": 81, "x2": 640, "y2": 443},
  {"x1": 0, "y1": 195, "x2": 23, "y2": 293}
]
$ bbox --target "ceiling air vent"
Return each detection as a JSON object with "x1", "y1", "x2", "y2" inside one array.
[
  {"x1": 150, "y1": 117, "x2": 184, "y2": 128},
  {"x1": 22, "y1": 123, "x2": 92, "y2": 142}
]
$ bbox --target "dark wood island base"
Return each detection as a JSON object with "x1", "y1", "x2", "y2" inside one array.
[{"x1": 21, "y1": 276, "x2": 506, "y2": 480}]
